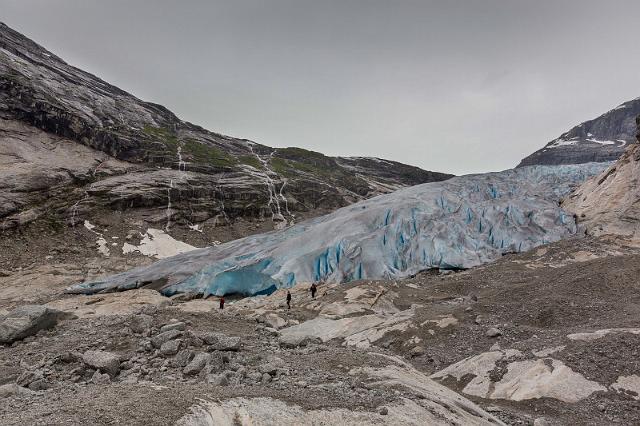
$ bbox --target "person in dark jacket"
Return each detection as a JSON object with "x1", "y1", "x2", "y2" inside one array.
[
  {"x1": 219, "y1": 296, "x2": 225, "y2": 310},
  {"x1": 310, "y1": 283, "x2": 317, "y2": 299},
  {"x1": 286, "y1": 291, "x2": 292, "y2": 310}
]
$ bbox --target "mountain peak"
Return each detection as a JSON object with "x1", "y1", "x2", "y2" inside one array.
[{"x1": 517, "y1": 97, "x2": 640, "y2": 167}]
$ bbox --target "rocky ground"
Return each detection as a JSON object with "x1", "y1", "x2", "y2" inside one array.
[{"x1": 1, "y1": 224, "x2": 640, "y2": 425}]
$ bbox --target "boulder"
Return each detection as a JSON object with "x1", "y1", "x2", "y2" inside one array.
[
  {"x1": 0, "y1": 305, "x2": 65, "y2": 344},
  {"x1": 160, "y1": 339, "x2": 181, "y2": 357},
  {"x1": 486, "y1": 328, "x2": 502, "y2": 338},
  {"x1": 16, "y1": 370, "x2": 44, "y2": 388},
  {"x1": 27, "y1": 379, "x2": 49, "y2": 391},
  {"x1": 200, "y1": 332, "x2": 241, "y2": 351},
  {"x1": 91, "y1": 370, "x2": 111, "y2": 385},
  {"x1": 258, "y1": 357, "x2": 285, "y2": 376},
  {"x1": 151, "y1": 329, "x2": 182, "y2": 348},
  {"x1": 278, "y1": 333, "x2": 322, "y2": 348},
  {"x1": 160, "y1": 321, "x2": 186, "y2": 333},
  {"x1": 0, "y1": 383, "x2": 34, "y2": 398},
  {"x1": 207, "y1": 371, "x2": 231, "y2": 386},
  {"x1": 261, "y1": 314, "x2": 287, "y2": 330},
  {"x1": 82, "y1": 350, "x2": 121, "y2": 377},
  {"x1": 183, "y1": 353, "x2": 210, "y2": 376},
  {"x1": 171, "y1": 349, "x2": 195, "y2": 368},
  {"x1": 129, "y1": 314, "x2": 153, "y2": 334},
  {"x1": 247, "y1": 372, "x2": 263, "y2": 383},
  {"x1": 410, "y1": 346, "x2": 426, "y2": 357}
]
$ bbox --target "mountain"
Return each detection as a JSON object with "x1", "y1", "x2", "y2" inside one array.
[
  {"x1": 70, "y1": 162, "x2": 607, "y2": 296},
  {"x1": 563, "y1": 115, "x2": 640, "y2": 238},
  {"x1": 517, "y1": 97, "x2": 640, "y2": 167},
  {"x1": 0, "y1": 22, "x2": 452, "y2": 235}
]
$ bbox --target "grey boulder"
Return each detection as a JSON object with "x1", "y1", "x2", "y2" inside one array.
[
  {"x1": 0, "y1": 305, "x2": 65, "y2": 344},
  {"x1": 201, "y1": 333, "x2": 241, "y2": 351},
  {"x1": 160, "y1": 339, "x2": 181, "y2": 357},
  {"x1": 0, "y1": 383, "x2": 35, "y2": 398},
  {"x1": 183, "y1": 353, "x2": 210, "y2": 376},
  {"x1": 82, "y1": 350, "x2": 121, "y2": 377},
  {"x1": 151, "y1": 329, "x2": 183, "y2": 348}
]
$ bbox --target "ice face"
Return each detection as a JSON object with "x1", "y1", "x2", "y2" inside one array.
[{"x1": 68, "y1": 163, "x2": 609, "y2": 297}]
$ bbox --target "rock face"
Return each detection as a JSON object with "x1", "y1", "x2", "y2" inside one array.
[
  {"x1": 0, "y1": 304, "x2": 64, "y2": 344},
  {"x1": 563, "y1": 116, "x2": 640, "y2": 238},
  {"x1": 69, "y1": 162, "x2": 607, "y2": 297},
  {"x1": 518, "y1": 97, "x2": 640, "y2": 167},
  {"x1": 431, "y1": 350, "x2": 607, "y2": 403},
  {"x1": 0, "y1": 22, "x2": 452, "y2": 232}
]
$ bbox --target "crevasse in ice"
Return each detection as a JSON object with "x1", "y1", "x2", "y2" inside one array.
[{"x1": 67, "y1": 163, "x2": 608, "y2": 297}]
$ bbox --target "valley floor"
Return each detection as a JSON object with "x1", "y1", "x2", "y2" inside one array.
[{"x1": 1, "y1": 226, "x2": 640, "y2": 425}]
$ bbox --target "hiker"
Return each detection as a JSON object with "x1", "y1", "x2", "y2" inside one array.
[
  {"x1": 310, "y1": 283, "x2": 317, "y2": 299},
  {"x1": 286, "y1": 291, "x2": 292, "y2": 310},
  {"x1": 219, "y1": 296, "x2": 225, "y2": 310}
]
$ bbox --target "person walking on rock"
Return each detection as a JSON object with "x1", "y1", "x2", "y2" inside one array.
[
  {"x1": 219, "y1": 296, "x2": 225, "y2": 310},
  {"x1": 310, "y1": 283, "x2": 317, "y2": 299},
  {"x1": 286, "y1": 291, "x2": 292, "y2": 310}
]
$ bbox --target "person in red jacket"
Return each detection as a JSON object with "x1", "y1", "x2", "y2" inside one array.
[{"x1": 219, "y1": 296, "x2": 225, "y2": 310}]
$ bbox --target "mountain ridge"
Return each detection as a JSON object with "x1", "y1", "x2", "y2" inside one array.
[
  {"x1": 0, "y1": 22, "x2": 452, "y2": 235},
  {"x1": 517, "y1": 97, "x2": 640, "y2": 167}
]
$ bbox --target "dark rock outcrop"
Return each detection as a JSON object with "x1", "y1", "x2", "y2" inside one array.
[
  {"x1": 518, "y1": 98, "x2": 640, "y2": 167},
  {"x1": 0, "y1": 22, "x2": 452, "y2": 232}
]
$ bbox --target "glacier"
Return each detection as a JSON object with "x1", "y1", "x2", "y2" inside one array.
[{"x1": 67, "y1": 163, "x2": 609, "y2": 297}]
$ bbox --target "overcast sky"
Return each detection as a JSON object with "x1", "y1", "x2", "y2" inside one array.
[{"x1": 2, "y1": 1, "x2": 640, "y2": 174}]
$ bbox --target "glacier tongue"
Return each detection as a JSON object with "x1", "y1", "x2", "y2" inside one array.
[{"x1": 68, "y1": 163, "x2": 608, "y2": 297}]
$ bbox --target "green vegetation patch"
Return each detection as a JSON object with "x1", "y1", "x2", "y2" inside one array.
[
  {"x1": 238, "y1": 155, "x2": 264, "y2": 169},
  {"x1": 142, "y1": 126, "x2": 238, "y2": 167},
  {"x1": 276, "y1": 147, "x2": 328, "y2": 161},
  {"x1": 182, "y1": 138, "x2": 236, "y2": 167},
  {"x1": 142, "y1": 125, "x2": 179, "y2": 154}
]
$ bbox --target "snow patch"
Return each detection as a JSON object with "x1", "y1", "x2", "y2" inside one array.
[
  {"x1": 122, "y1": 229, "x2": 197, "y2": 259},
  {"x1": 84, "y1": 221, "x2": 109, "y2": 257},
  {"x1": 548, "y1": 138, "x2": 578, "y2": 148},
  {"x1": 586, "y1": 138, "x2": 615, "y2": 145},
  {"x1": 188, "y1": 224, "x2": 203, "y2": 233}
]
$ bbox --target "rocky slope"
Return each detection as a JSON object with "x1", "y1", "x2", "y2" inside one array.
[
  {"x1": 0, "y1": 22, "x2": 452, "y2": 235},
  {"x1": 563, "y1": 115, "x2": 640, "y2": 239},
  {"x1": 518, "y1": 97, "x2": 640, "y2": 167}
]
